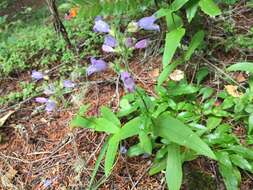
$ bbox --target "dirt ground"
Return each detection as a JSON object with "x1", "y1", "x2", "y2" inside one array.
[{"x1": 1, "y1": 0, "x2": 253, "y2": 190}]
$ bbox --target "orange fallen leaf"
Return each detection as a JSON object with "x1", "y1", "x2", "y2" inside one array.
[
  {"x1": 225, "y1": 85, "x2": 243, "y2": 97},
  {"x1": 150, "y1": 68, "x2": 159, "y2": 78},
  {"x1": 69, "y1": 7, "x2": 78, "y2": 18}
]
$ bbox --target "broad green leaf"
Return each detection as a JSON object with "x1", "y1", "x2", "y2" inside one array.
[
  {"x1": 104, "y1": 135, "x2": 119, "y2": 176},
  {"x1": 206, "y1": 116, "x2": 222, "y2": 131},
  {"x1": 78, "y1": 104, "x2": 90, "y2": 115},
  {"x1": 185, "y1": 0, "x2": 199, "y2": 22},
  {"x1": 154, "y1": 112, "x2": 216, "y2": 160},
  {"x1": 167, "y1": 83, "x2": 199, "y2": 96},
  {"x1": 199, "y1": 0, "x2": 221, "y2": 16},
  {"x1": 127, "y1": 143, "x2": 145, "y2": 157},
  {"x1": 184, "y1": 30, "x2": 204, "y2": 61},
  {"x1": 118, "y1": 117, "x2": 142, "y2": 140},
  {"x1": 149, "y1": 158, "x2": 167, "y2": 175},
  {"x1": 166, "y1": 144, "x2": 182, "y2": 190},
  {"x1": 162, "y1": 28, "x2": 185, "y2": 68},
  {"x1": 227, "y1": 62, "x2": 253, "y2": 74},
  {"x1": 248, "y1": 113, "x2": 253, "y2": 134},
  {"x1": 165, "y1": 12, "x2": 183, "y2": 31},
  {"x1": 216, "y1": 151, "x2": 239, "y2": 190},
  {"x1": 101, "y1": 106, "x2": 121, "y2": 127},
  {"x1": 196, "y1": 67, "x2": 209, "y2": 84},
  {"x1": 70, "y1": 115, "x2": 95, "y2": 129},
  {"x1": 139, "y1": 131, "x2": 152, "y2": 154},
  {"x1": 95, "y1": 118, "x2": 120, "y2": 134},
  {"x1": 171, "y1": 0, "x2": 190, "y2": 11},
  {"x1": 230, "y1": 154, "x2": 252, "y2": 172}
]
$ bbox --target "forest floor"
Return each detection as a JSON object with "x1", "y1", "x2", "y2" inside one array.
[{"x1": 0, "y1": 1, "x2": 253, "y2": 190}]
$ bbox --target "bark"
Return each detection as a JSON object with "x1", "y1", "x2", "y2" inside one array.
[{"x1": 45, "y1": 0, "x2": 74, "y2": 50}]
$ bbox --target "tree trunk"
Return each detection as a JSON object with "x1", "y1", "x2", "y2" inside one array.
[{"x1": 45, "y1": 0, "x2": 74, "y2": 51}]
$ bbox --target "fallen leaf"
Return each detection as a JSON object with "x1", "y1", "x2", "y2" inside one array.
[
  {"x1": 169, "y1": 69, "x2": 184, "y2": 81},
  {"x1": 150, "y1": 68, "x2": 160, "y2": 78},
  {"x1": 235, "y1": 73, "x2": 246, "y2": 83},
  {"x1": 5, "y1": 167, "x2": 17, "y2": 181},
  {"x1": 225, "y1": 85, "x2": 243, "y2": 97},
  {"x1": 0, "y1": 111, "x2": 15, "y2": 127}
]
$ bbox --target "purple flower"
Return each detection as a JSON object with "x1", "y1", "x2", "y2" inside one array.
[
  {"x1": 45, "y1": 100, "x2": 57, "y2": 112},
  {"x1": 120, "y1": 146, "x2": 127, "y2": 154},
  {"x1": 134, "y1": 39, "x2": 149, "y2": 49},
  {"x1": 63, "y1": 80, "x2": 75, "y2": 88},
  {"x1": 35, "y1": 97, "x2": 56, "y2": 112},
  {"x1": 120, "y1": 72, "x2": 135, "y2": 93},
  {"x1": 93, "y1": 17, "x2": 110, "y2": 33},
  {"x1": 138, "y1": 15, "x2": 160, "y2": 31},
  {"x1": 32, "y1": 70, "x2": 44, "y2": 80},
  {"x1": 43, "y1": 84, "x2": 55, "y2": 95},
  {"x1": 125, "y1": 37, "x2": 134, "y2": 47},
  {"x1": 35, "y1": 97, "x2": 48, "y2": 103},
  {"x1": 87, "y1": 57, "x2": 107, "y2": 76},
  {"x1": 102, "y1": 45, "x2": 115, "y2": 52},
  {"x1": 104, "y1": 35, "x2": 117, "y2": 47}
]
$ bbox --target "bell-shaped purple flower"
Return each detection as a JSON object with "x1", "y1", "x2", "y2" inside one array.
[
  {"x1": 93, "y1": 17, "x2": 110, "y2": 33},
  {"x1": 138, "y1": 15, "x2": 160, "y2": 31},
  {"x1": 87, "y1": 57, "x2": 107, "y2": 76},
  {"x1": 120, "y1": 71, "x2": 135, "y2": 93},
  {"x1": 43, "y1": 84, "x2": 55, "y2": 95},
  {"x1": 35, "y1": 97, "x2": 48, "y2": 103},
  {"x1": 63, "y1": 80, "x2": 75, "y2": 88},
  {"x1": 104, "y1": 35, "x2": 117, "y2": 47},
  {"x1": 32, "y1": 70, "x2": 44, "y2": 80},
  {"x1": 102, "y1": 45, "x2": 115, "y2": 52},
  {"x1": 134, "y1": 39, "x2": 149, "y2": 49},
  {"x1": 45, "y1": 100, "x2": 57, "y2": 112}
]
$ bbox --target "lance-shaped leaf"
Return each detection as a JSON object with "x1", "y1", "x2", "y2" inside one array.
[{"x1": 154, "y1": 112, "x2": 216, "y2": 160}]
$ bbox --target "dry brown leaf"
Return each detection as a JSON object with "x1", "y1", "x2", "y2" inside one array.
[
  {"x1": 150, "y1": 68, "x2": 160, "y2": 78},
  {"x1": 169, "y1": 69, "x2": 184, "y2": 81},
  {"x1": 235, "y1": 73, "x2": 246, "y2": 83},
  {"x1": 0, "y1": 110, "x2": 15, "y2": 127},
  {"x1": 225, "y1": 85, "x2": 243, "y2": 97}
]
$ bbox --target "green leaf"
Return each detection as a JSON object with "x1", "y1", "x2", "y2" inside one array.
[
  {"x1": 199, "y1": 0, "x2": 221, "y2": 16},
  {"x1": 70, "y1": 115, "x2": 95, "y2": 129},
  {"x1": 185, "y1": 0, "x2": 199, "y2": 22},
  {"x1": 227, "y1": 62, "x2": 253, "y2": 74},
  {"x1": 154, "y1": 112, "x2": 216, "y2": 160},
  {"x1": 139, "y1": 131, "x2": 152, "y2": 154},
  {"x1": 184, "y1": 30, "x2": 204, "y2": 61},
  {"x1": 104, "y1": 135, "x2": 120, "y2": 176},
  {"x1": 101, "y1": 106, "x2": 121, "y2": 127},
  {"x1": 95, "y1": 118, "x2": 120, "y2": 134},
  {"x1": 166, "y1": 144, "x2": 182, "y2": 190},
  {"x1": 165, "y1": 12, "x2": 183, "y2": 31},
  {"x1": 230, "y1": 154, "x2": 252, "y2": 172},
  {"x1": 248, "y1": 113, "x2": 253, "y2": 134},
  {"x1": 158, "y1": 60, "x2": 180, "y2": 86},
  {"x1": 171, "y1": 0, "x2": 190, "y2": 11},
  {"x1": 227, "y1": 145, "x2": 253, "y2": 161},
  {"x1": 196, "y1": 67, "x2": 209, "y2": 84},
  {"x1": 149, "y1": 158, "x2": 167, "y2": 175},
  {"x1": 88, "y1": 138, "x2": 109, "y2": 189},
  {"x1": 127, "y1": 143, "x2": 145, "y2": 157},
  {"x1": 216, "y1": 151, "x2": 239, "y2": 190},
  {"x1": 162, "y1": 28, "x2": 185, "y2": 68},
  {"x1": 118, "y1": 117, "x2": 142, "y2": 140},
  {"x1": 206, "y1": 116, "x2": 222, "y2": 131},
  {"x1": 78, "y1": 104, "x2": 90, "y2": 115},
  {"x1": 199, "y1": 87, "x2": 214, "y2": 100}
]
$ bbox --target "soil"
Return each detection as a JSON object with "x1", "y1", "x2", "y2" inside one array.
[{"x1": 1, "y1": 0, "x2": 253, "y2": 190}]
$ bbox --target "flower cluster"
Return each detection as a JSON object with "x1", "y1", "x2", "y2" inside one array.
[
  {"x1": 91, "y1": 14, "x2": 160, "y2": 92},
  {"x1": 32, "y1": 70, "x2": 76, "y2": 112}
]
